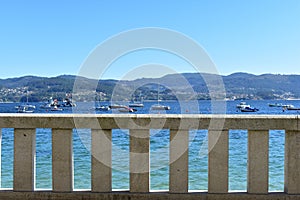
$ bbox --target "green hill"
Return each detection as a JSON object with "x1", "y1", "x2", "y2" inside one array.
[{"x1": 0, "y1": 73, "x2": 299, "y2": 102}]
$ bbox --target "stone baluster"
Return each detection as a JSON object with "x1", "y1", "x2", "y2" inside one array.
[
  {"x1": 248, "y1": 130, "x2": 269, "y2": 194},
  {"x1": 13, "y1": 128, "x2": 36, "y2": 191},
  {"x1": 52, "y1": 128, "x2": 73, "y2": 192},
  {"x1": 169, "y1": 129, "x2": 189, "y2": 193},
  {"x1": 130, "y1": 129, "x2": 149, "y2": 192},
  {"x1": 91, "y1": 129, "x2": 112, "y2": 192},
  {"x1": 0, "y1": 128, "x2": 2, "y2": 189},
  {"x1": 208, "y1": 130, "x2": 228, "y2": 193},
  {"x1": 284, "y1": 130, "x2": 300, "y2": 194}
]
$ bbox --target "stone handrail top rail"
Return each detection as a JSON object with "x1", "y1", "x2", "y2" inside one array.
[{"x1": 0, "y1": 114, "x2": 299, "y2": 130}]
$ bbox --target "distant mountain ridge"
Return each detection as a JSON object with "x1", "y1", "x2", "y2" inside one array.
[{"x1": 0, "y1": 73, "x2": 299, "y2": 102}]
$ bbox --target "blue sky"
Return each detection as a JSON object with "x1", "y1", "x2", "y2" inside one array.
[{"x1": 0, "y1": 0, "x2": 299, "y2": 79}]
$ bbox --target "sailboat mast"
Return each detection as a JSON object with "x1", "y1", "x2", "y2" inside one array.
[
  {"x1": 157, "y1": 83, "x2": 159, "y2": 104},
  {"x1": 26, "y1": 93, "x2": 28, "y2": 103}
]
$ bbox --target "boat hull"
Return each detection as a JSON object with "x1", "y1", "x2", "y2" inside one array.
[
  {"x1": 95, "y1": 106, "x2": 110, "y2": 111},
  {"x1": 151, "y1": 105, "x2": 171, "y2": 110},
  {"x1": 287, "y1": 107, "x2": 300, "y2": 110},
  {"x1": 129, "y1": 103, "x2": 144, "y2": 107},
  {"x1": 118, "y1": 107, "x2": 137, "y2": 113},
  {"x1": 109, "y1": 105, "x2": 126, "y2": 109},
  {"x1": 240, "y1": 107, "x2": 259, "y2": 112},
  {"x1": 16, "y1": 105, "x2": 36, "y2": 113}
]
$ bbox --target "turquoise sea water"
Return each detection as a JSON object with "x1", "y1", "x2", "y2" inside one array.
[{"x1": 0, "y1": 100, "x2": 295, "y2": 191}]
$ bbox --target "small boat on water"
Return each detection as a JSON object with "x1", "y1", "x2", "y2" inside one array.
[
  {"x1": 150, "y1": 83, "x2": 171, "y2": 111},
  {"x1": 118, "y1": 106, "x2": 137, "y2": 113},
  {"x1": 128, "y1": 102, "x2": 144, "y2": 107},
  {"x1": 62, "y1": 93, "x2": 76, "y2": 107},
  {"x1": 109, "y1": 104, "x2": 127, "y2": 109},
  {"x1": 50, "y1": 105, "x2": 63, "y2": 111},
  {"x1": 285, "y1": 105, "x2": 300, "y2": 110},
  {"x1": 40, "y1": 103, "x2": 51, "y2": 109},
  {"x1": 16, "y1": 105, "x2": 36, "y2": 113},
  {"x1": 236, "y1": 102, "x2": 250, "y2": 109},
  {"x1": 282, "y1": 104, "x2": 294, "y2": 108},
  {"x1": 62, "y1": 98, "x2": 76, "y2": 107},
  {"x1": 40, "y1": 97, "x2": 61, "y2": 108},
  {"x1": 268, "y1": 103, "x2": 283, "y2": 107},
  {"x1": 50, "y1": 98, "x2": 61, "y2": 107},
  {"x1": 95, "y1": 105, "x2": 110, "y2": 111},
  {"x1": 151, "y1": 104, "x2": 171, "y2": 110},
  {"x1": 236, "y1": 101, "x2": 258, "y2": 112},
  {"x1": 16, "y1": 92, "x2": 36, "y2": 113},
  {"x1": 240, "y1": 106, "x2": 259, "y2": 112}
]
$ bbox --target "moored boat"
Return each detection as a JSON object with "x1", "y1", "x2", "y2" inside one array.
[
  {"x1": 109, "y1": 104, "x2": 127, "y2": 109},
  {"x1": 95, "y1": 105, "x2": 110, "y2": 111},
  {"x1": 150, "y1": 83, "x2": 171, "y2": 111},
  {"x1": 285, "y1": 105, "x2": 300, "y2": 110},
  {"x1": 240, "y1": 106, "x2": 259, "y2": 112},
  {"x1": 50, "y1": 105, "x2": 63, "y2": 111},
  {"x1": 40, "y1": 103, "x2": 51, "y2": 109},
  {"x1": 236, "y1": 102, "x2": 250, "y2": 109},
  {"x1": 16, "y1": 92, "x2": 36, "y2": 113},
  {"x1": 62, "y1": 93, "x2": 76, "y2": 107},
  {"x1": 118, "y1": 106, "x2": 137, "y2": 113},
  {"x1": 268, "y1": 103, "x2": 283, "y2": 107},
  {"x1": 128, "y1": 102, "x2": 144, "y2": 107},
  {"x1": 151, "y1": 104, "x2": 171, "y2": 110},
  {"x1": 282, "y1": 104, "x2": 294, "y2": 108},
  {"x1": 16, "y1": 105, "x2": 36, "y2": 113},
  {"x1": 62, "y1": 99, "x2": 76, "y2": 107}
]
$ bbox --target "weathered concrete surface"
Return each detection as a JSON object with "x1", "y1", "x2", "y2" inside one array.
[
  {"x1": 130, "y1": 129, "x2": 150, "y2": 192},
  {"x1": 13, "y1": 128, "x2": 35, "y2": 191},
  {"x1": 0, "y1": 114, "x2": 299, "y2": 130},
  {"x1": 1, "y1": 114, "x2": 300, "y2": 197},
  {"x1": 208, "y1": 130, "x2": 228, "y2": 193},
  {"x1": 0, "y1": 191, "x2": 298, "y2": 200},
  {"x1": 92, "y1": 129, "x2": 112, "y2": 192},
  {"x1": 248, "y1": 130, "x2": 269, "y2": 194},
  {"x1": 169, "y1": 129, "x2": 189, "y2": 193},
  {"x1": 0, "y1": 128, "x2": 2, "y2": 184},
  {"x1": 285, "y1": 130, "x2": 300, "y2": 194},
  {"x1": 52, "y1": 129, "x2": 73, "y2": 192}
]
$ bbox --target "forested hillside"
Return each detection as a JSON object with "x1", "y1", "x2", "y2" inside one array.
[{"x1": 0, "y1": 73, "x2": 299, "y2": 102}]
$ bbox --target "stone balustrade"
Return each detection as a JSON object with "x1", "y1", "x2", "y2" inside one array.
[{"x1": 0, "y1": 113, "x2": 299, "y2": 200}]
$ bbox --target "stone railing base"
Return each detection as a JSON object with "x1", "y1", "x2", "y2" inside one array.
[{"x1": 0, "y1": 191, "x2": 299, "y2": 200}]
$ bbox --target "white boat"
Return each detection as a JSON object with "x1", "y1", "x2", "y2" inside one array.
[
  {"x1": 62, "y1": 99, "x2": 76, "y2": 107},
  {"x1": 62, "y1": 94, "x2": 76, "y2": 107},
  {"x1": 40, "y1": 103, "x2": 51, "y2": 109},
  {"x1": 129, "y1": 91, "x2": 144, "y2": 107},
  {"x1": 118, "y1": 106, "x2": 137, "y2": 113},
  {"x1": 51, "y1": 98, "x2": 61, "y2": 107},
  {"x1": 95, "y1": 105, "x2": 110, "y2": 111},
  {"x1": 16, "y1": 92, "x2": 36, "y2": 113},
  {"x1": 17, "y1": 105, "x2": 36, "y2": 113},
  {"x1": 109, "y1": 104, "x2": 127, "y2": 109},
  {"x1": 50, "y1": 105, "x2": 63, "y2": 111},
  {"x1": 40, "y1": 97, "x2": 61, "y2": 108},
  {"x1": 128, "y1": 102, "x2": 144, "y2": 107},
  {"x1": 282, "y1": 104, "x2": 294, "y2": 108},
  {"x1": 285, "y1": 105, "x2": 300, "y2": 110},
  {"x1": 268, "y1": 103, "x2": 283, "y2": 107},
  {"x1": 151, "y1": 84, "x2": 171, "y2": 111},
  {"x1": 240, "y1": 106, "x2": 259, "y2": 112},
  {"x1": 236, "y1": 102, "x2": 250, "y2": 108},
  {"x1": 151, "y1": 104, "x2": 171, "y2": 110}
]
